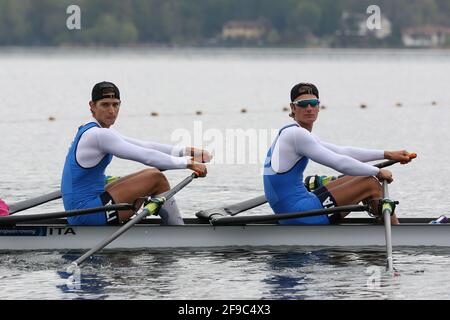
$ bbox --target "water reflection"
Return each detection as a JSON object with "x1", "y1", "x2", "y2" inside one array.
[
  {"x1": 258, "y1": 248, "x2": 387, "y2": 299},
  {"x1": 57, "y1": 250, "x2": 186, "y2": 299},
  {"x1": 0, "y1": 247, "x2": 389, "y2": 300},
  {"x1": 1, "y1": 246, "x2": 450, "y2": 299}
]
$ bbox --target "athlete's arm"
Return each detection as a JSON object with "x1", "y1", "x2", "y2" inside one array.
[
  {"x1": 314, "y1": 136, "x2": 384, "y2": 162},
  {"x1": 112, "y1": 130, "x2": 185, "y2": 157},
  {"x1": 290, "y1": 127, "x2": 379, "y2": 176},
  {"x1": 94, "y1": 128, "x2": 188, "y2": 170},
  {"x1": 114, "y1": 131, "x2": 212, "y2": 163}
]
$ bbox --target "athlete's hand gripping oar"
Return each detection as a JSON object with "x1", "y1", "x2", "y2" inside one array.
[
  {"x1": 210, "y1": 204, "x2": 368, "y2": 225},
  {"x1": 0, "y1": 203, "x2": 135, "y2": 225},
  {"x1": 69, "y1": 173, "x2": 199, "y2": 268},
  {"x1": 337, "y1": 152, "x2": 417, "y2": 178}
]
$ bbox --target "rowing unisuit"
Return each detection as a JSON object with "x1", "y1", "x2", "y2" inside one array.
[
  {"x1": 61, "y1": 118, "x2": 189, "y2": 225},
  {"x1": 263, "y1": 123, "x2": 384, "y2": 225}
]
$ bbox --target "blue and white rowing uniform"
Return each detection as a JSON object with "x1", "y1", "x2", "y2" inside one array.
[
  {"x1": 61, "y1": 119, "x2": 188, "y2": 226},
  {"x1": 263, "y1": 123, "x2": 383, "y2": 225}
]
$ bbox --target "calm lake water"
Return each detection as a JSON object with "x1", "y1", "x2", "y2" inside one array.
[{"x1": 0, "y1": 48, "x2": 450, "y2": 300}]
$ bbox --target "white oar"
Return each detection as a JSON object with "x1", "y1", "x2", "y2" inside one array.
[
  {"x1": 382, "y1": 181, "x2": 394, "y2": 272},
  {"x1": 69, "y1": 173, "x2": 198, "y2": 268}
]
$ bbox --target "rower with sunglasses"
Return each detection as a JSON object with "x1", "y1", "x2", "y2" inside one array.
[
  {"x1": 61, "y1": 81, "x2": 210, "y2": 226},
  {"x1": 263, "y1": 83, "x2": 412, "y2": 225}
]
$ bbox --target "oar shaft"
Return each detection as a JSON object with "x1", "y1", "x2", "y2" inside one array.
[
  {"x1": 211, "y1": 204, "x2": 367, "y2": 225},
  {"x1": 196, "y1": 195, "x2": 267, "y2": 220},
  {"x1": 8, "y1": 191, "x2": 62, "y2": 215},
  {"x1": 72, "y1": 206, "x2": 151, "y2": 266},
  {"x1": 72, "y1": 173, "x2": 198, "y2": 267},
  {"x1": 375, "y1": 160, "x2": 398, "y2": 169},
  {"x1": 383, "y1": 181, "x2": 394, "y2": 272},
  {"x1": 158, "y1": 173, "x2": 198, "y2": 199},
  {"x1": 0, "y1": 203, "x2": 134, "y2": 225}
]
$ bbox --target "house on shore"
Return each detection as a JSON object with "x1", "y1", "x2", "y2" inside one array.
[
  {"x1": 402, "y1": 26, "x2": 450, "y2": 48},
  {"x1": 335, "y1": 12, "x2": 392, "y2": 47},
  {"x1": 221, "y1": 20, "x2": 268, "y2": 44}
]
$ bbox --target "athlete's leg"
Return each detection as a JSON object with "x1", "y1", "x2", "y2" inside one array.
[
  {"x1": 313, "y1": 175, "x2": 355, "y2": 223},
  {"x1": 325, "y1": 176, "x2": 399, "y2": 224},
  {"x1": 157, "y1": 197, "x2": 183, "y2": 225},
  {"x1": 322, "y1": 175, "x2": 353, "y2": 188},
  {"x1": 313, "y1": 175, "x2": 399, "y2": 224},
  {"x1": 105, "y1": 170, "x2": 144, "y2": 188},
  {"x1": 105, "y1": 168, "x2": 183, "y2": 224}
]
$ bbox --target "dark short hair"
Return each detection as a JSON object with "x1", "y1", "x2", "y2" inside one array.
[{"x1": 290, "y1": 83, "x2": 319, "y2": 102}]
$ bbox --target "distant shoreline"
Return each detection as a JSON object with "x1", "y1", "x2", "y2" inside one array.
[
  {"x1": 1, "y1": 46, "x2": 450, "y2": 52},
  {"x1": 1, "y1": 46, "x2": 450, "y2": 61}
]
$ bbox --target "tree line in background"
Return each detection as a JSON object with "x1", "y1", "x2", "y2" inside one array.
[{"x1": 1, "y1": 0, "x2": 450, "y2": 47}]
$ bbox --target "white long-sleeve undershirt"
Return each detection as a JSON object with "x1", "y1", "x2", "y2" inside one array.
[
  {"x1": 76, "y1": 120, "x2": 188, "y2": 170},
  {"x1": 270, "y1": 124, "x2": 383, "y2": 176}
]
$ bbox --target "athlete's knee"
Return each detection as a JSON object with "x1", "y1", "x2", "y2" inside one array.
[
  {"x1": 146, "y1": 169, "x2": 169, "y2": 189},
  {"x1": 157, "y1": 174, "x2": 170, "y2": 190},
  {"x1": 139, "y1": 168, "x2": 169, "y2": 190},
  {"x1": 141, "y1": 168, "x2": 165, "y2": 180},
  {"x1": 366, "y1": 176, "x2": 382, "y2": 196},
  {"x1": 367, "y1": 175, "x2": 381, "y2": 186},
  {"x1": 140, "y1": 167, "x2": 161, "y2": 176}
]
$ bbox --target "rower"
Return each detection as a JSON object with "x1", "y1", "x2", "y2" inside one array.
[
  {"x1": 61, "y1": 81, "x2": 210, "y2": 226},
  {"x1": 263, "y1": 82, "x2": 412, "y2": 225}
]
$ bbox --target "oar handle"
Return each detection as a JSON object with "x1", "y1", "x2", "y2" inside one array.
[
  {"x1": 338, "y1": 152, "x2": 417, "y2": 178},
  {"x1": 158, "y1": 172, "x2": 198, "y2": 200},
  {"x1": 375, "y1": 152, "x2": 417, "y2": 169}
]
